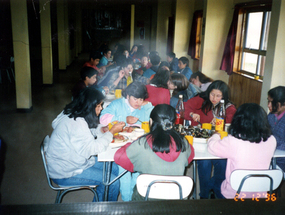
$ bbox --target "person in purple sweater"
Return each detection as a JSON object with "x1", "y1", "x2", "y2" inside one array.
[
  {"x1": 267, "y1": 86, "x2": 285, "y2": 171},
  {"x1": 208, "y1": 103, "x2": 276, "y2": 199}
]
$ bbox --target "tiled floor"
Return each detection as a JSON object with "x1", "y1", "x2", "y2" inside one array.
[{"x1": 0, "y1": 52, "x2": 283, "y2": 205}]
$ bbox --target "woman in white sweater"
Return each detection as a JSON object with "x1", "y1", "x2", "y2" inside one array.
[{"x1": 46, "y1": 88, "x2": 125, "y2": 201}]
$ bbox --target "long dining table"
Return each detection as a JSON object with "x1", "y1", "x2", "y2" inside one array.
[{"x1": 98, "y1": 137, "x2": 285, "y2": 201}]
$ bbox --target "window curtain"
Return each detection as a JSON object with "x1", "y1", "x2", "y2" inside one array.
[
  {"x1": 188, "y1": 10, "x2": 203, "y2": 59},
  {"x1": 220, "y1": 8, "x2": 239, "y2": 75}
]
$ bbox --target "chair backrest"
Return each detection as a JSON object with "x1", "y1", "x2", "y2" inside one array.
[
  {"x1": 40, "y1": 135, "x2": 59, "y2": 190},
  {"x1": 136, "y1": 174, "x2": 193, "y2": 200},
  {"x1": 230, "y1": 169, "x2": 283, "y2": 194}
]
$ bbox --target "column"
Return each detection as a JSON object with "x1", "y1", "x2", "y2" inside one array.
[
  {"x1": 40, "y1": 0, "x2": 53, "y2": 84},
  {"x1": 130, "y1": 5, "x2": 135, "y2": 49},
  {"x1": 10, "y1": 0, "x2": 32, "y2": 111},
  {"x1": 57, "y1": 0, "x2": 67, "y2": 70}
]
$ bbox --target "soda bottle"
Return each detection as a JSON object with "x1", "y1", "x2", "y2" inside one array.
[
  {"x1": 175, "y1": 95, "x2": 185, "y2": 125},
  {"x1": 127, "y1": 71, "x2": 133, "y2": 86},
  {"x1": 215, "y1": 99, "x2": 226, "y2": 131}
]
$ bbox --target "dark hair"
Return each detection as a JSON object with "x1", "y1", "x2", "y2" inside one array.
[
  {"x1": 130, "y1": 45, "x2": 138, "y2": 53},
  {"x1": 103, "y1": 48, "x2": 111, "y2": 55},
  {"x1": 149, "y1": 51, "x2": 159, "y2": 59},
  {"x1": 158, "y1": 61, "x2": 170, "y2": 70},
  {"x1": 178, "y1": 57, "x2": 189, "y2": 67},
  {"x1": 150, "y1": 54, "x2": 161, "y2": 66},
  {"x1": 122, "y1": 81, "x2": 148, "y2": 99},
  {"x1": 116, "y1": 55, "x2": 128, "y2": 68},
  {"x1": 170, "y1": 73, "x2": 189, "y2": 96},
  {"x1": 229, "y1": 103, "x2": 271, "y2": 143},
  {"x1": 167, "y1": 52, "x2": 176, "y2": 59},
  {"x1": 190, "y1": 71, "x2": 214, "y2": 84},
  {"x1": 89, "y1": 50, "x2": 102, "y2": 60},
  {"x1": 268, "y1": 86, "x2": 285, "y2": 113},
  {"x1": 63, "y1": 88, "x2": 105, "y2": 129},
  {"x1": 144, "y1": 104, "x2": 186, "y2": 153},
  {"x1": 80, "y1": 67, "x2": 98, "y2": 80},
  {"x1": 199, "y1": 80, "x2": 230, "y2": 115},
  {"x1": 140, "y1": 52, "x2": 149, "y2": 60},
  {"x1": 150, "y1": 67, "x2": 170, "y2": 88}
]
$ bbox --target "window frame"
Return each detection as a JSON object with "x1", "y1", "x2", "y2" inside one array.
[{"x1": 233, "y1": 4, "x2": 271, "y2": 80}]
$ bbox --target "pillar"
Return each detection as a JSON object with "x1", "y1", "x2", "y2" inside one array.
[
  {"x1": 40, "y1": 0, "x2": 53, "y2": 84},
  {"x1": 57, "y1": 0, "x2": 67, "y2": 70},
  {"x1": 130, "y1": 5, "x2": 135, "y2": 49},
  {"x1": 10, "y1": 0, "x2": 32, "y2": 111}
]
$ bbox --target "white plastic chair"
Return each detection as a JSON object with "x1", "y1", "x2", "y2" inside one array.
[
  {"x1": 40, "y1": 135, "x2": 99, "y2": 203},
  {"x1": 230, "y1": 169, "x2": 283, "y2": 197},
  {"x1": 136, "y1": 174, "x2": 193, "y2": 200}
]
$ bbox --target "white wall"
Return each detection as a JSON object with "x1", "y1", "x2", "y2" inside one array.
[{"x1": 200, "y1": 0, "x2": 233, "y2": 83}]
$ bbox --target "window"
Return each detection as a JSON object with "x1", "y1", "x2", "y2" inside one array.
[{"x1": 234, "y1": 4, "x2": 271, "y2": 79}]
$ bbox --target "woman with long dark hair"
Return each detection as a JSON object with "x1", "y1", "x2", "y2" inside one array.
[
  {"x1": 208, "y1": 103, "x2": 276, "y2": 198},
  {"x1": 184, "y1": 80, "x2": 236, "y2": 199},
  {"x1": 46, "y1": 88, "x2": 125, "y2": 202},
  {"x1": 267, "y1": 86, "x2": 285, "y2": 172},
  {"x1": 114, "y1": 104, "x2": 195, "y2": 200},
  {"x1": 145, "y1": 66, "x2": 171, "y2": 106}
]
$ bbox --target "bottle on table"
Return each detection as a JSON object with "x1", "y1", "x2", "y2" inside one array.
[
  {"x1": 127, "y1": 71, "x2": 133, "y2": 86},
  {"x1": 175, "y1": 95, "x2": 185, "y2": 125},
  {"x1": 215, "y1": 99, "x2": 226, "y2": 131}
]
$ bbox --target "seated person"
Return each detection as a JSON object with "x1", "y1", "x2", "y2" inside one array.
[
  {"x1": 149, "y1": 61, "x2": 170, "y2": 80},
  {"x1": 166, "y1": 52, "x2": 179, "y2": 73},
  {"x1": 129, "y1": 45, "x2": 138, "y2": 60},
  {"x1": 145, "y1": 66, "x2": 171, "y2": 106},
  {"x1": 190, "y1": 71, "x2": 214, "y2": 92},
  {"x1": 184, "y1": 80, "x2": 236, "y2": 199},
  {"x1": 83, "y1": 50, "x2": 106, "y2": 80},
  {"x1": 114, "y1": 104, "x2": 195, "y2": 201},
  {"x1": 106, "y1": 58, "x2": 133, "y2": 91},
  {"x1": 71, "y1": 67, "x2": 98, "y2": 98},
  {"x1": 100, "y1": 81, "x2": 154, "y2": 126},
  {"x1": 46, "y1": 88, "x2": 125, "y2": 202},
  {"x1": 267, "y1": 86, "x2": 285, "y2": 172},
  {"x1": 143, "y1": 54, "x2": 161, "y2": 78},
  {"x1": 208, "y1": 103, "x2": 276, "y2": 199},
  {"x1": 168, "y1": 73, "x2": 201, "y2": 108},
  {"x1": 98, "y1": 48, "x2": 114, "y2": 68},
  {"x1": 136, "y1": 53, "x2": 151, "y2": 76},
  {"x1": 100, "y1": 82, "x2": 154, "y2": 201},
  {"x1": 177, "y1": 57, "x2": 193, "y2": 80}
]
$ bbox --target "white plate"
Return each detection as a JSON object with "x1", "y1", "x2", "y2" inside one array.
[
  {"x1": 193, "y1": 137, "x2": 207, "y2": 143},
  {"x1": 106, "y1": 94, "x2": 115, "y2": 100},
  {"x1": 110, "y1": 135, "x2": 130, "y2": 148}
]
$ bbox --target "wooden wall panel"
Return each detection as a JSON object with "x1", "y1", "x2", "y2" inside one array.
[{"x1": 228, "y1": 73, "x2": 262, "y2": 108}]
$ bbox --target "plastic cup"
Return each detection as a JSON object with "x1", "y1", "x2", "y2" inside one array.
[
  {"x1": 185, "y1": 135, "x2": 193, "y2": 145},
  {"x1": 218, "y1": 131, "x2": 228, "y2": 139},
  {"x1": 225, "y1": 123, "x2": 231, "y2": 132},
  {"x1": 202, "y1": 123, "x2": 212, "y2": 130},
  {"x1": 141, "y1": 121, "x2": 150, "y2": 133},
  {"x1": 108, "y1": 121, "x2": 118, "y2": 134},
  {"x1": 115, "y1": 89, "x2": 122, "y2": 98}
]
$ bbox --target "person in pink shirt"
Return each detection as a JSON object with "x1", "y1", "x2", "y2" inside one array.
[{"x1": 208, "y1": 103, "x2": 276, "y2": 199}]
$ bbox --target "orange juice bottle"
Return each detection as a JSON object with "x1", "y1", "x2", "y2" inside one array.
[{"x1": 215, "y1": 100, "x2": 225, "y2": 131}]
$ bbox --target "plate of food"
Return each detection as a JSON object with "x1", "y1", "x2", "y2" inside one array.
[
  {"x1": 110, "y1": 134, "x2": 129, "y2": 148},
  {"x1": 106, "y1": 93, "x2": 115, "y2": 100}
]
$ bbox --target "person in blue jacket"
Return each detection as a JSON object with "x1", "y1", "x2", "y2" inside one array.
[
  {"x1": 100, "y1": 81, "x2": 154, "y2": 201},
  {"x1": 177, "y1": 57, "x2": 193, "y2": 80},
  {"x1": 100, "y1": 81, "x2": 154, "y2": 126}
]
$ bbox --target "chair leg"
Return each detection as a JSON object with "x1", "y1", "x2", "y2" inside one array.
[
  {"x1": 55, "y1": 191, "x2": 62, "y2": 204},
  {"x1": 92, "y1": 188, "x2": 99, "y2": 202}
]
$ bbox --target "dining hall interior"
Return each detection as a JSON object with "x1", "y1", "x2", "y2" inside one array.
[{"x1": 1, "y1": 0, "x2": 285, "y2": 212}]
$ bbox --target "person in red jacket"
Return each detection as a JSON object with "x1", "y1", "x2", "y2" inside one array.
[
  {"x1": 184, "y1": 80, "x2": 236, "y2": 199},
  {"x1": 145, "y1": 66, "x2": 171, "y2": 106}
]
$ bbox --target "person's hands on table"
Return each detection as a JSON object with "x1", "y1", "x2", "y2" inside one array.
[
  {"x1": 103, "y1": 86, "x2": 109, "y2": 94},
  {"x1": 190, "y1": 112, "x2": 200, "y2": 123},
  {"x1": 110, "y1": 122, "x2": 125, "y2": 135},
  {"x1": 126, "y1": 116, "x2": 139, "y2": 124},
  {"x1": 210, "y1": 117, "x2": 216, "y2": 126}
]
